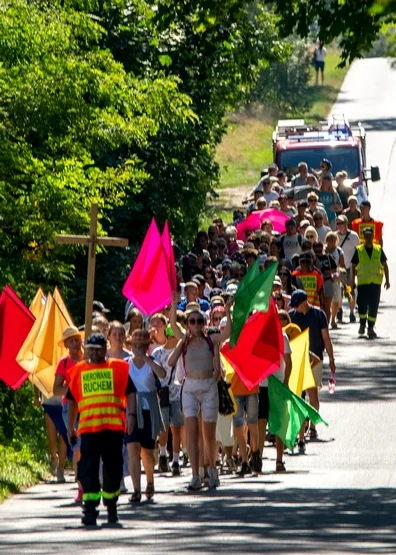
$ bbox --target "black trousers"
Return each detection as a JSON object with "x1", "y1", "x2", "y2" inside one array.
[
  {"x1": 357, "y1": 283, "x2": 381, "y2": 325},
  {"x1": 78, "y1": 430, "x2": 123, "y2": 506}
]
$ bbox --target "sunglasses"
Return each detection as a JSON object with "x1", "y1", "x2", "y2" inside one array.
[
  {"x1": 262, "y1": 181, "x2": 270, "y2": 185},
  {"x1": 218, "y1": 244, "x2": 226, "y2": 249},
  {"x1": 314, "y1": 217, "x2": 323, "y2": 220},
  {"x1": 279, "y1": 272, "x2": 289, "y2": 276},
  {"x1": 188, "y1": 317, "x2": 204, "y2": 325},
  {"x1": 306, "y1": 234, "x2": 316, "y2": 239},
  {"x1": 235, "y1": 273, "x2": 245, "y2": 278},
  {"x1": 336, "y1": 221, "x2": 344, "y2": 225},
  {"x1": 212, "y1": 316, "x2": 222, "y2": 322},
  {"x1": 308, "y1": 199, "x2": 317, "y2": 202},
  {"x1": 274, "y1": 296, "x2": 283, "y2": 301}
]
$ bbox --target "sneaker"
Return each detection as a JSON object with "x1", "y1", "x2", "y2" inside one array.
[
  {"x1": 250, "y1": 451, "x2": 262, "y2": 473},
  {"x1": 367, "y1": 327, "x2": 377, "y2": 339},
  {"x1": 187, "y1": 475, "x2": 202, "y2": 490},
  {"x1": 236, "y1": 461, "x2": 251, "y2": 475},
  {"x1": 56, "y1": 467, "x2": 66, "y2": 483},
  {"x1": 309, "y1": 428, "x2": 318, "y2": 440},
  {"x1": 171, "y1": 461, "x2": 181, "y2": 476},
  {"x1": 358, "y1": 322, "x2": 366, "y2": 335},
  {"x1": 75, "y1": 488, "x2": 83, "y2": 504},
  {"x1": 208, "y1": 468, "x2": 220, "y2": 488},
  {"x1": 336, "y1": 307, "x2": 343, "y2": 323},
  {"x1": 159, "y1": 454, "x2": 169, "y2": 473},
  {"x1": 349, "y1": 312, "x2": 356, "y2": 323},
  {"x1": 298, "y1": 440, "x2": 306, "y2": 454},
  {"x1": 50, "y1": 456, "x2": 58, "y2": 477}
]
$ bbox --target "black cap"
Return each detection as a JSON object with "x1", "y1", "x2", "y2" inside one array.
[
  {"x1": 290, "y1": 289, "x2": 308, "y2": 307},
  {"x1": 93, "y1": 300, "x2": 110, "y2": 313},
  {"x1": 286, "y1": 219, "x2": 297, "y2": 227},
  {"x1": 85, "y1": 333, "x2": 107, "y2": 349}
]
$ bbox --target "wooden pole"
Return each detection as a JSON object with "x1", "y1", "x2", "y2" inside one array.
[{"x1": 84, "y1": 204, "x2": 98, "y2": 341}]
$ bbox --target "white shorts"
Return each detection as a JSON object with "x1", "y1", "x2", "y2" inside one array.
[{"x1": 182, "y1": 377, "x2": 218, "y2": 422}]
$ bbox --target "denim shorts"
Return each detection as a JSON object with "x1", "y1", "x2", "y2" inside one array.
[
  {"x1": 62, "y1": 403, "x2": 81, "y2": 451},
  {"x1": 161, "y1": 399, "x2": 184, "y2": 428},
  {"x1": 232, "y1": 394, "x2": 259, "y2": 428}
]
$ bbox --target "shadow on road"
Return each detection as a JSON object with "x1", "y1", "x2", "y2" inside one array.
[{"x1": 2, "y1": 486, "x2": 394, "y2": 554}]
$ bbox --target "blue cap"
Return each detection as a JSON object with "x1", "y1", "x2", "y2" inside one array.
[{"x1": 289, "y1": 289, "x2": 308, "y2": 308}]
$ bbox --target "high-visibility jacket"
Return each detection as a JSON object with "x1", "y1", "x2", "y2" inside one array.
[
  {"x1": 352, "y1": 218, "x2": 383, "y2": 244},
  {"x1": 355, "y1": 244, "x2": 384, "y2": 286},
  {"x1": 68, "y1": 359, "x2": 129, "y2": 435},
  {"x1": 292, "y1": 270, "x2": 324, "y2": 307}
]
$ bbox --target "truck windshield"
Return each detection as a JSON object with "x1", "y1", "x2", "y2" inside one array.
[{"x1": 279, "y1": 147, "x2": 360, "y2": 180}]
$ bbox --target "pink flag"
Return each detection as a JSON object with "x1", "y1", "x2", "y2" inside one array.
[
  {"x1": 221, "y1": 301, "x2": 284, "y2": 391},
  {"x1": 0, "y1": 285, "x2": 35, "y2": 389},
  {"x1": 162, "y1": 220, "x2": 177, "y2": 292},
  {"x1": 236, "y1": 209, "x2": 290, "y2": 241},
  {"x1": 122, "y1": 219, "x2": 172, "y2": 314}
]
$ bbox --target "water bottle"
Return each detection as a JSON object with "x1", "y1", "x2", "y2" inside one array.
[{"x1": 328, "y1": 372, "x2": 336, "y2": 394}]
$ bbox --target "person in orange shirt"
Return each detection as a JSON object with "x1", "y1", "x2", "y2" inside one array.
[
  {"x1": 351, "y1": 201, "x2": 383, "y2": 245},
  {"x1": 67, "y1": 333, "x2": 137, "y2": 527},
  {"x1": 292, "y1": 252, "x2": 324, "y2": 308}
]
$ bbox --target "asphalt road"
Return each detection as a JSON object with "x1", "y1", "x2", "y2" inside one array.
[{"x1": 1, "y1": 58, "x2": 396, "y2": 554}]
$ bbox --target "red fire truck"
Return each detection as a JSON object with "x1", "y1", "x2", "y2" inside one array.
[{"x1": 272, "y1": 115, "x2": 380, "y2": 201}]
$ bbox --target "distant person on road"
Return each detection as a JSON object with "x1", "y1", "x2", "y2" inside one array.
[
  {"x1": 335, "y1": 171, "x2": 354, "y2": 210},
  {"x1": 350, "y1": 227, "x2": 390, "y2": 339},
  {"x1": 351, "y1": 200, "x2": 384, "y2": 246},
  {"x1": 306, "y1": 192, "x2": 329, "y2": 225},
  {"x1": 313, "y1": 41, "x2": 327, "y2": 86},
  {"x1": 342, "y1": 195, "x2": 361, "y2": 229},
  {"x1": 318, "y1": 175, "x2": 343, "y2": 229},
  {"x1": 335, "y1": 215, "x2": 360, "y2": 323},
  {"x1": 291, "y1": 162, "x2": 309, "y2": 188}
]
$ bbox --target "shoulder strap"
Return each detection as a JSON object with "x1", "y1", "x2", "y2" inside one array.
[
  {"x1": 339, "y1": 232, "x2": 350, "y2": 249},
  {"x1": 205, "y1": 335, "x2": 215, "y2": 354}
]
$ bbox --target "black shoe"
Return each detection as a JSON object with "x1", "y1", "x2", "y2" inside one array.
[
  {"x1": 107, "y1": 511, "x2": 118, "y2": 524},
  {"x1": 81, "y1": 504, "x2": 99, "y2": 526},
  {"x1": 171, "y1": 461, "x2": 181, "y2": 476},
  {"x1": 336, "y1": 308, "x2": 343, "y2": 323},
  {"x1": 237, "y1": 462, "x2": 251, "y2": 475},
  {"x1": 349, "y1": 312, "x2": 356, "y2": 323},
  {"x1": 358, "y1": 322, "x2": 365, "y2": 335},
  {"x1": 159, "y1": 454, "x2": 169, "y2": 473},
  {"x1": 298, "y1": 440, "x2": 306, "y2": 454},
  {"x1": 367, "y1": 327, "x2": 377, "y2": 339},
  {"x1": 250, "y1": 451, "x2": 262, "y2": 473}
]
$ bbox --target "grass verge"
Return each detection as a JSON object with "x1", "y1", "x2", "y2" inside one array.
[
  {"x1": 0, "y1": 443, "x2": 47, "y2": 502},
  {"x1": 215, "y1": 52, "x2": 348, "y2": 190}
]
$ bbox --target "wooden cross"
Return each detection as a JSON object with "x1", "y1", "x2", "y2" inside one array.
[{"x1": 57, "y1": 204, "x2": 128, "y2": 340}]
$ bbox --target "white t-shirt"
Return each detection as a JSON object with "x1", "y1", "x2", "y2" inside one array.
[
  {"x1": 336, "y1": 230, "x2": 360, "y2": 269},
  {"x1": 128, "y1": 359, "x2": 156, "y2": 409},
  {"x1": 260, "y1": 334, "x2": 292, "y2": 386},
  {"x1": 315, "y1": 47, "x2": 327, "y2": 62},
  {"x1": 264, "y1": 191, "x2": 279, "y2": 205},
  {"x1": 151, "y1": 346, "x2": 181, "y2": 401}
]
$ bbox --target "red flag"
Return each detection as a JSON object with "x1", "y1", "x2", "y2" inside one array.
[
  {"x1": 122, "y1": 219, "x2": 172, "y2": 314},
  {"x1": 221, "y1": 301, "x2": 284, "y2": 391},
  {"x1": 162, "y1": 220, "x2": 177, "y2": 292},
  {"x1": 0, "y1": 285, "x2": 35, "y2": 389}
]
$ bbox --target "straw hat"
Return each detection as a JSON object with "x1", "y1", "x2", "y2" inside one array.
[{"x1": 58, "y1": 326, "x2": 83, "y2": 348}]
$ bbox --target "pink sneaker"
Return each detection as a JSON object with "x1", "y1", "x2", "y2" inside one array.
[{"x1": 74, "y1": 488, "x2": 83, "y2": 504}]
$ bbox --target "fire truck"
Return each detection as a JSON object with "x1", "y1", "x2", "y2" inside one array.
[{"x1": 272, "y1": 115, "x2": 380, "y2": 201}]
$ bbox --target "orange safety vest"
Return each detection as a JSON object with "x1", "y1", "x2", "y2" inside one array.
[
  {"x1": 292, "y1": 270, "x2": 324, "y2": 307},
  {"x1": 351, "y1": 218, "x2": 383, "y2": 244},
  {"x1": 68, "y1": 359, "x2": 129, "y2": 435}
]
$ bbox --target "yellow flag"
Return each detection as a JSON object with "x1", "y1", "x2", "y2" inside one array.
[
  {"x1": 29, "y1": 288, "x2": 46, "y2": 318},
  {"x1": 220, "y1": 353, "x2": 237, "y2": 417},
  {"x1": 288, "y1": 328, "x2": 316, "y2": 396},
  {"x1": 17, "y1": 289, "x2": 74, "y2": 398}
]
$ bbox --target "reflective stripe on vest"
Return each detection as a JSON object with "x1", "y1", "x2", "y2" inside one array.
[
  {"x1": 68, "y1": 360, "x2": 129, "y2": 435},
  {"x1": 356, "y1": 244, "x2": 383, "y2": 285}
]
